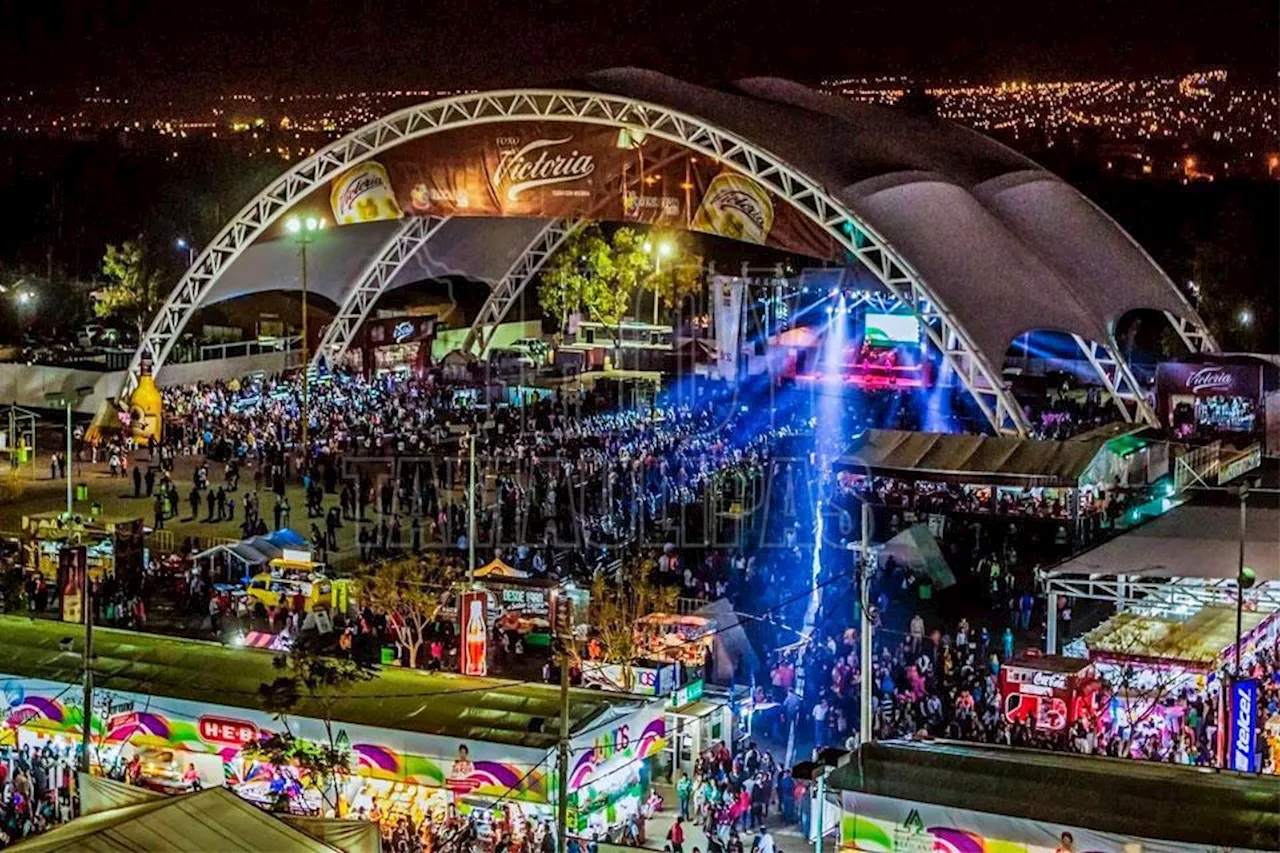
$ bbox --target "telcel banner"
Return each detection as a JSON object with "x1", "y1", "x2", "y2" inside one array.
[{"x1": 1230, "y1": 677, "x2": 1258, "y2": 773}]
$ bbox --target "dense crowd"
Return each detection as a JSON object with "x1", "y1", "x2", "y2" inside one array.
[{"x1": 0, "y1": 744, "x2": 77, "y2": 849}]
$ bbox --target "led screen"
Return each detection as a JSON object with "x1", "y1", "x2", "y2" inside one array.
[{"x1": 864, "y1": 312, "x2": 920, "y2": 345}]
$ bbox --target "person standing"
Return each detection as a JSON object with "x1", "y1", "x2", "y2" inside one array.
[
  {"x1": 666, "y1": 816, "x2": 685, "y2": 853},
  {"x1": 677, "y1": 772, "x2": 693, "y2": 820}
]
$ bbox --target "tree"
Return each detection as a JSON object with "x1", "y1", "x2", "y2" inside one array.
[
  {"x1": 94, "y1": 239, "x2": 164, "y2": 335},
  {"x1": 584, "y1": 226, "x2": 648, "y2": 350},
  {"x1": 247, "y1": 636, "x2": 377, "y2": 813},
  {"x1": 538, "y1": 224, "x2": 611, "y2": 342},
  {"x1": 354, "y1": 554, "x2": 454, "y2": 669},
  {"x1": 1088, "y1": 612, "x2": 1188, "y2": 757},
  {"x1": 578, "y1": 557, "x2": 678, "y2": 690},
  {"x1": 644, "y1": 232, "x2": 705, "y2": 321}
]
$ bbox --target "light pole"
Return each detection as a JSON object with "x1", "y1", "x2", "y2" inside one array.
[
  {"x1": 45, "y1": 387, "x2": 92, "y2": 518},
  {"x1": 1232, "y1": 481, "x2": 1258, "y2": 676},
  {"x1": 285, "y1": 216, "x2": 324, "y2": 469},
  {"x1": 644, "y1": 238, "x2": 674, "y2": 325},
  {"x1": 175, "y1": 237, "x2": 195, "y2": 267}
]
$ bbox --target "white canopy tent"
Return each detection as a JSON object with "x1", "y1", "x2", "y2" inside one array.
[{"x1": 6, "y1": 777, "x2": 380, "y2": 853}]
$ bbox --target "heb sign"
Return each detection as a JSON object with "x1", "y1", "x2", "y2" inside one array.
[
  {"x1": 1156, "y1": 362, "x2": 1262, "y2": 399},
  {"x1": 198, "y1": 715, "x2": 260, "y2": 747}
]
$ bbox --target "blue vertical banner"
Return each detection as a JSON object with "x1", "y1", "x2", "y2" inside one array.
[{"x1": 1229, "y1": 678, "x2": 1258, "y2": 773}]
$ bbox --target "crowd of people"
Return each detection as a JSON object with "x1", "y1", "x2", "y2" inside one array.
[{"x1": 0, "y1": 744, "x2": 77, "y2": 849}]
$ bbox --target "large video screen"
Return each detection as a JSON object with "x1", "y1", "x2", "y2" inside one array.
[{"x1": 864, "y1": 312, "x2": 920, "y2": 345}]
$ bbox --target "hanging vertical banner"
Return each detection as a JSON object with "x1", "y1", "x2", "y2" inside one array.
[
  {"x1": 1230, "y1": 677, "x2": 1258, "y2": 773},
  {"x1": 460, "y1": 590, "x2": 488, "y2": 676},
  {"x1": 711, "y1": 276, "x2": 746, "y2": 383},
  {"x1": 58, "y1": 545, "x2": 87, "y2": 625}
]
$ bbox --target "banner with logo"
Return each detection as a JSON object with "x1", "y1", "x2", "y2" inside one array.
[
  {"x1": 460, "y1": 590, "x2": 488, "y2": 676},
  {"x1": 58, "y1": 546, "x2": 86, "y2": 625},
  {"x1": 840, "y1": 790, "x2": 1217, "y2": 853},
  {"x1": 1230, "y1": 677, "x2": 1258, "y2": 773},
  {"x1": 0, "y1": 674, "x2": 551, "y2": 802},
  {"x1": 711, "y1": 276, "x2": 747, "y2": 382},
  {"x1": 310, "y1": 122, "x2": 838, "y2": 260},
  {"x1": 1155, "y1": 362, "x2": 1263, "y2": 400}
]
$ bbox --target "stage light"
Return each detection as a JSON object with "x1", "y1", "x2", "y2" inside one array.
[{"x1": 285, "y1": 216, "x2": 302, "y2": 233}]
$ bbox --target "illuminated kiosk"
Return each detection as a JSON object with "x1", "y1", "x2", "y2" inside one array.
[
  {"x1": 0, "y1": 616, "x2": 667, "y2": 843},
  {"x1": 120, "y1": 70, "x2": 1217, "y2": 437}
]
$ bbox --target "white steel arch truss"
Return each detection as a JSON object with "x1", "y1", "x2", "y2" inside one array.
[
  {"x1": 314, "y1": 215, "x2": 450, "y2": 367},
  {"x1": 460, "y1": 219, "x2": 580, "y2": 358},
  {"x1": 1071, "y1": 334, "x2": 1160, "y2": 427},
  {"x1": 127, "y1": 88, "x2": 1067, "y2": 434}
]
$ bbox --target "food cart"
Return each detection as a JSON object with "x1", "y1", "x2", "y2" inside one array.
[{"x1": 999, "y1": 654, "x2": 1099, "y2": 734}]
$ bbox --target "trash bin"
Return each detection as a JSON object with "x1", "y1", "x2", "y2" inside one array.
[
  {"x1": 91, "y1": 502, "x2": 102, "y2": 518},
  {"x1": 380, "y1": 646, "x2": 398, "y2": 666},
  {"x1": 75, "y1": 483, "x2": 89, "y2": 502}
]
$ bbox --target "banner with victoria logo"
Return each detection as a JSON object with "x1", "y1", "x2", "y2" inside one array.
[{"x1": 287, "y1": 121, "x2": 841, "y2": 261}]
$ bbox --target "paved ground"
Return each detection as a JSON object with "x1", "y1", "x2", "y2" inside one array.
[
  {"x1": 642, "y1": 782, "x2": 834, "y2": 852},
  {"x1": 0, "y1": 444, "x2": 448, "y2": 566}
]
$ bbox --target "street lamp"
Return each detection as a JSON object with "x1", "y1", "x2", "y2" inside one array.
[
  {"x1": 175, "y1": 237, "x2": 195, "y2": 267},
  {"x1": 644, "y1": 238, "x2": 676, "y2": 325},
  {"x1": 44, "y1": 387, "x2": 93, "y2": 519},
  {"x1": 285, "y1": 215, "x2": 324, "y2": 470}
]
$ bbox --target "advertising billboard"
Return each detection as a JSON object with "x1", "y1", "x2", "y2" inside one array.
[
  {"x1": 0, "y1": 674, "x2": 551, "y2": 802},
  {"x1": 460, "y1": 590, "x2": 488, "y2": 676},
  {"x1": 313, "y1": 122, "x2": 839, "y2": 260},
  {"x1": 1230, "y1": 677, "x2": 1258, "y2": 773},
  {"x1": 1155, "y1": 362, "x2": 1263, "y2": 400},
  {"x1": 57, "y1": 546, "x2": 86, "y2": 625},
  {"x1": 840, "y1": 790, "x2": 1224, "y2": 853}
]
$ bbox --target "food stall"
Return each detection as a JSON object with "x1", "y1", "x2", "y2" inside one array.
[
  {"x1": 1084, "y1": 606, "x2": 1280, "y2": 763},
  {"x1": 633, "y1": 614, "x2": 716, "y2": 670},
  {"x1": 999, "y1": 654, "x2": 1098, "y2": 734},
  {"x1": 21, "y1": 513, "x2": 145, "y2": 586}
]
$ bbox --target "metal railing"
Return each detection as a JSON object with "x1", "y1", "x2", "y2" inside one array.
[
  {"x1": 169, "y1": 336, "x2": 303, "y2": 365},
  {"x1": 1217, "y1": 443, "x2": 1262, "y2": 485},
  {"x1": 1173, "y1": 440, "x2": 1222, "y2": 493}
]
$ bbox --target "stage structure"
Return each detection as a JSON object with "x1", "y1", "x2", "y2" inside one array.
[{"x1": 123, "y1": 70, "x2": 1216, "y2": 436}]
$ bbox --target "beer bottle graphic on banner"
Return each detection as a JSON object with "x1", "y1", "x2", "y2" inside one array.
[{"x1": 462, "y1": 592, "x2": 487, "y2": 676}]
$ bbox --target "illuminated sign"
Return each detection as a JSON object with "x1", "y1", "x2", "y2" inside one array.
[
  {"x1": 393, "y1": 320, "x2": 416, "y2": 343},
  {"x1": 460, "y1": 591, "x2": 488, "y2": 676},
  {"x1": 199, "y1": 714, "x2": 260, "y2": 747},
  {"x1": 666, "y1": 678, "x2": 704, "y2": 710},
  {"x1": 1230, "y1": 678, "x2": 1257, "y2": 773}
]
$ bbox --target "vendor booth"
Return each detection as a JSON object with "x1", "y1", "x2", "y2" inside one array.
[
  {"x1": 354, "y1": 315, "x2": 437, "y2": 377},
  {"x1": 0, "y1": 615, "x2": 668, "y2": 842},
  {"x1": 21, "y1": 512, "x2": 145, "y2": 588},
  {"x1": 999, "y1": 654, "x2": 1098, "y2": 735}
]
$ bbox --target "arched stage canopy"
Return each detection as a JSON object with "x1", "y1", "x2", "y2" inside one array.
[{"x1": 128, "y1": 68, "x2": 1215, "y2": 436}]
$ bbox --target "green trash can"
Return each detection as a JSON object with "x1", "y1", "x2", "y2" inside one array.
[
  {"x1": 91, "y1": 502, "x2": 102, "y2": 518},
  {"x1": 380, "y1": 646, "x2": 397, "y2": 666},
  {"x1": 75, "y1": 483, "x2": 89, "y2": 502}
]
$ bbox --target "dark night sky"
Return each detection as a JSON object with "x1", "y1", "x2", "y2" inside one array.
[{"x1": 1, "y1": 0, "x2": 1276, "y2": 96}]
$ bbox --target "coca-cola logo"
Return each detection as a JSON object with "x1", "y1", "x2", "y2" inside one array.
[
  {"x1": 1187, "y1": 367, "x2": 1234, "y2": 395},
  {"x1": 708, "y1": 188, "x2": 768, "y2": 232},
  {"x1": 493, "y1": 137, "x2": 595, "y2": 201}
]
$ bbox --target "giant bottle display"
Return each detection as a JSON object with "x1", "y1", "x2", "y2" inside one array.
[{"x1": 127, "y1": 349, "x2": 163, "y2": 443}]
